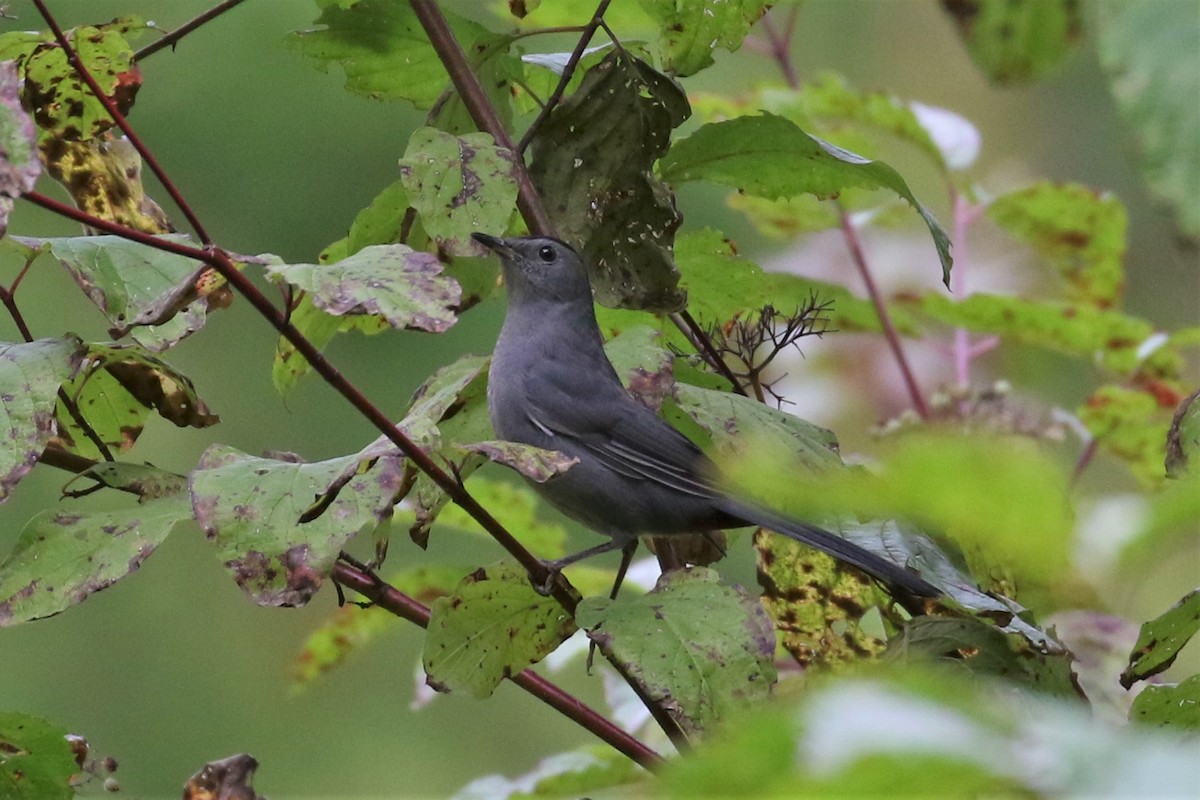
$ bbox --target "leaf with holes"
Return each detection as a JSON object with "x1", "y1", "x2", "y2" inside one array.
[
  {"x1": 1121, "y1": 588, "x2": 1200, "y2": 688},
  {"x1": 529, "y1": 50, "x2": 691, "y2": 311}
]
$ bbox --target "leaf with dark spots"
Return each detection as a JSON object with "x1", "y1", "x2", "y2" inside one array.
[
  {"x1": 640, "y1": 0, "x2": 770, "y2": 76},
  {"x1": 423, "y1": 561, "x2": 575, "y2": 698},
  {"x1": 266, "y1": 244, "x2": 461, "y2": 333},
  {"x1": 190, "y1": 444, "x2": 405, "y2": 607},
  {"x1": 528, "y1": 50, "x2": 691, "y2": 312},
  {"x1": 0, "y1": 337, "x2": 87, "y2": 504},
  {"x1": 576, "y1": 567, "x2": 776, "y2": 736},
  {"x1": 0, "y1": 712, "x2": 78, "y2": 798},
  {"x1": 16, "y1": 19, "x2": 146, "y2": 145},
  {"x1": 0, "y1": 492, "x2": 188, "y2": 626},
  {"x1": 399, "y1": 127, "x2": 520, "y2": 258}
]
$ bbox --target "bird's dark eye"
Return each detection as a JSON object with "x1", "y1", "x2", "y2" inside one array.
[{"x1": 538, "y1": 245, "x2": 556, "y2": 263}]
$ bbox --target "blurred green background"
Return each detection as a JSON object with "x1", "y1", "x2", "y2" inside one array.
[{"x1": 0, "y1": 1, "x2": 1196, "y2": 797}]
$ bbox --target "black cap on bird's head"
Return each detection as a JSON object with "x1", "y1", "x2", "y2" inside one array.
[{"x1": 471, "y1": 232, "x2": 592, "y2": 303}]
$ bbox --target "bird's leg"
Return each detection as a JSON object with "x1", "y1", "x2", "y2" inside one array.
[
  {"x1": 530, "y1": 537, "x2": 627, "y2": 596},
  {"x1": 608, "y1": 540, "x2": 640, "y2": 600}
]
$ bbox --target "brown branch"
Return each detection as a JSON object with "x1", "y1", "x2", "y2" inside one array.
[
  {"x1": 31, "y1": 0, "x2": 213, "y2": 244},
  {"x1": 133, "y1": 0, "x2": 251, "y2": 61},
  {"x1": 331, "y1": 561, "x2": 664, "y2": 772}
]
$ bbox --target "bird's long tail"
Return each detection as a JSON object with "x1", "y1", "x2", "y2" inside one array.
[{"x1": 717, "y1": 498, "x2": 940, "y2": 599}]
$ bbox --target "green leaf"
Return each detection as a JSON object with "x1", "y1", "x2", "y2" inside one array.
[
  {"x1": 637, "y1": 0, "x2": 770, "y2": 77},
  {"x1": 529, "y1": 50, "x2": 691, "y2": 311},
  {"x1": 0, "y1": 337, "x2": 86, "y2": 503},
  {"x1": 0, "y1": 62, "x2": 39, "y2": 237},
  {"x1": 756, "y1": 526, "x2": 889, "y2": 668},
  {"x1": 347, "y1": 179, "x2": 409, "y2": 255},
  {"x1": 1121, "y1": 588, "x2": 1200, "y2": 688},
  {"x1": 0, "y1": 493, "x2": 189, "y2": 626},
  {"x1": 1095, "y1": 0, "x2": 1200, "y2": 238},
  {"x1": 288, "y1": 1, "x2": 515, "y2": 110},
  {"x1": 190, "y1": 444, "x2": 405, "y2": 607},
  {"x1": 458, "y1": 440, "x2": 578, "y2": 483},
  {"x1": 266, "y1": 244, "x2": 461, "y2": 332},
  {"x1": 918, "y1": 293, "x2": 1162, "y2": 375},
  {"x1": 663, "y1": 671, "x2": 1199, "y2": 797},
  {"x1": 661, "y1": 113, "x2": 953, "y2": 285},
  {"x1": 1129, "y1": 674, "x2": 1200, "y2": 730},
  {"x1": 53, "y1": 343, "x2": 218, "y2": 461},
  {"x1": 430, "y1": 477, "x2": 569, "y2": 560},
  {"x1": 988, "y1": 182, "x2": 1127, "y2": 307},
  {"x1": 576, "y1": 567, "x2": 777, "y2": 736},
  {"x1": 942, "y1": 0, "x2": 1082, "y2": 84},
  {"x1": 1166, "y1": 389, "x2": 1200, "y2": 478},
  {"x1": 62, "y1": 461, "x2": 188, "y2": 500},
  {"x1": 0, "y1": 712, "x2": 77, "y2": 800},
  {"x1": 12, "y1": 235, "x2": 213, "y2": 352},
  {"x1": 1078, "y1": 384, "x2": 1173, "y2": 487},
  {"x1": 674, "y1": 382, "x2": 843, "y2": 475},
  {"x1": 423, "y1": 561, "x2": 576, "y2": 698},
  {"x1": 398, "y1": 128, "x2": 520, "y2": 257},
  {"x1": 673, "y1": 228, "x2": 916, "y2": 334},
  {"x1": 886, "y1": 616, "x2": 1078, "y2": 698}
]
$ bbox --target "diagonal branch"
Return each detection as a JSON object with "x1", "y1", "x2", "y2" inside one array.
[{"x1": 24, "y1": 189, "x2": 578, "y2": 612}]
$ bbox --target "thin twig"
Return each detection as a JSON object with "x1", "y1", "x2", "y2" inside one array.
[
  {"x1": 839, "y1": 211, "x2": 930, "y2": 419},
  {"x1": 133, "y1": 0, "x2": 250, "y2": 61},
  {"x1": 24, "y1": 188, "x2": 578, "y2": 612},
  {"x1": 517, "y1": 0, "x2": 614, "y2": 155},
  {"x1": 31, "y1": 0, "x2": 213, "y2": 244}
]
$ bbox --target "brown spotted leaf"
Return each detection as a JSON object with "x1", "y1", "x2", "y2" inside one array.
[
  {"x1": 190, "y1": 444, "x2": 405, "y2": 607},
  {"x1": 399, "y1": 127, "x2": 520, "y2": 257},
  {"x1": 265, "y1": 244, "x2": 461, "y2": 333},
  {"x1": 1121, "y1": 588, "x2": 1200, "y2": 688},
  {"x1": 0, "y1": 492, "x2": 189, "y2": 626},
  {"x1": 458, "y1": 440, "x2": 578, "y2": 483},
  {"x1": 423, "y1": 561, "x2": 576, "y2": 698},
  {"x1": 52, "y1": 343, "x2": 218, "y2": 461}
]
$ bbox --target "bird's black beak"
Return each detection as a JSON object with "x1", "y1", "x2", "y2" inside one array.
[{"x1": 471, "y1": 232, "x2": 512, "y2": 256}]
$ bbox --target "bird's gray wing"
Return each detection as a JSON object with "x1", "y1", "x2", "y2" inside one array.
[{"x1": 528, "y1": 389, "x2": 720, "y2": 499}]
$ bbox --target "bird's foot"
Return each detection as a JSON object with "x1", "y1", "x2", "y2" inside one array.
[{"x1": 530, "y1": 562, "x2": 564, "y2": 596}]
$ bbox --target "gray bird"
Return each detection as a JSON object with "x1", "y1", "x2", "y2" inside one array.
[{"x1": 473, "y1": 232, "x2": 939, "y2": 600}]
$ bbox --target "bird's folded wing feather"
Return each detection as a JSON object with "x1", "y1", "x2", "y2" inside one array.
[{"x1": 529, "y1": 390, "x2": 719, "y2": 499}]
